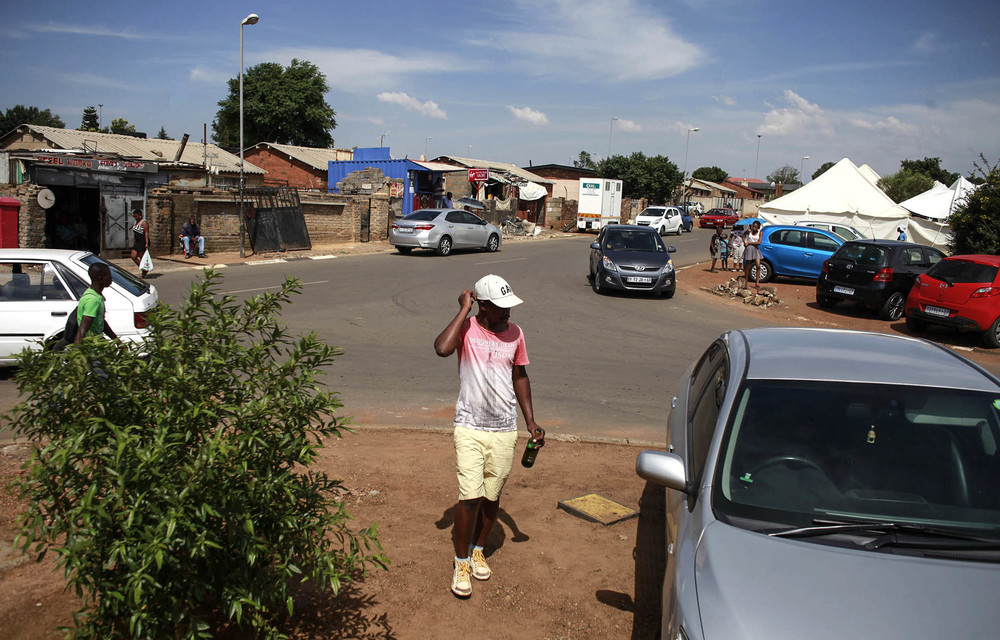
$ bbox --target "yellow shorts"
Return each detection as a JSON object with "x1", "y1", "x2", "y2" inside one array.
[{"x1": 454, "y1": 425, "x2": 519, "y2": 501}]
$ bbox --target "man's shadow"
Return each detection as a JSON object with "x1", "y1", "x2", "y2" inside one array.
[{"x1": 435, "y1": 504, "x2": 530, "y2": 553}]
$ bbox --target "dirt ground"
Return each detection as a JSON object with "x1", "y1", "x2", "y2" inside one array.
[{"x1": 2, "y1": 247, "x2": 997, "y2": 640}]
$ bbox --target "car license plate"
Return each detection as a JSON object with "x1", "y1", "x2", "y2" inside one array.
[
  {"x1": 925, "y1": 305, "x2": 951, "y2": 318},
  {"x1": 398, "y1": 227, "x2": 413, "y2": 234},
  {"x1": 626, "y1": 276, "x2": 652, "y2": 283},
  {"x1": 833, "y1": 286, "x2": 854, "y2": 295}
]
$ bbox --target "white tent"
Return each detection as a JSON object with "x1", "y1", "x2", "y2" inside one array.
[
  {"x1": 900, "y1": 176, "x2": 978, "y2": 221},
  {"x1": 757, "y1": 158, "x2": 911, "y2": 240}
]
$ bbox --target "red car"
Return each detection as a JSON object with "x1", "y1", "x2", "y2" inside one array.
[
  {"x1": 904, "y1": 254, "x2": 1000, "y2": 347},
  {"x1": 698, "y1": 207, "x2": 739, "y2": 228}
]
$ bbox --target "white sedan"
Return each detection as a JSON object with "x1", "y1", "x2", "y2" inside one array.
[{"x1": 0, "y1": 249, "x2": 158, "y2": 365}]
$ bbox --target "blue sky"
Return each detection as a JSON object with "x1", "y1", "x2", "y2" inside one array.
[{"x1": 2, "y1": 0, "x2": 998, "y2": 181}]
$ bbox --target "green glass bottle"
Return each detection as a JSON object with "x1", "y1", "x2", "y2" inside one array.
[{"x1": 521, "y1": 428, "x2": 543, "y2": 468}]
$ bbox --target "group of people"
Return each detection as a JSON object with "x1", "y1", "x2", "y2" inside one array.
[
  {"x1": 709, "y1": 220, "x2": 765, "y2": 289},
  {"x1": 128, "y1": 210, "x2": 206, "y2": 279}
]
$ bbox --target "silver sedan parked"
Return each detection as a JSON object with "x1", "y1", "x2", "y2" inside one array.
[
  {"x1": 389, "y1": 209, "x2": 502, "y2": 256},
  {"x1": 637, "y1": 327, "x2": 1000, "y2": 640}
]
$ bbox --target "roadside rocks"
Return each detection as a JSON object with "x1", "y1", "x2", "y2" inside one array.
[{"x1": 703, "y1": 276, "x2": 781, "y2": 308}]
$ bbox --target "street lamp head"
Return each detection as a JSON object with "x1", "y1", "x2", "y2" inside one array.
[
  {"x1": 611, "y1": 116, "x2": 619, "y2": 121},
  {"x1": 803, "y1": 155, "x2": 810, "y2": 160},
  {"x1": 757, "y1": 133, "x2": 762, "y2": 139},
  {"x1": 690, "y1": 127, "x2": 700, "y2": 133},
  {"x1": 242, "y1": 13, "x2": 259, "y2": 25}
]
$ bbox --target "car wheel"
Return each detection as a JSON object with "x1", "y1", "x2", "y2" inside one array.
[
  {"x1": 396, "y1": 246, "x2": 412, "y2": 255},
  {"x1": 753, "y1": 260, "x2": 773, "y2": 283},
  {"x1": 436, "y1": 236, "x2": 452, "y2": 256},
  {"x1": 486, "y1": 233, "x2": 500, "y2": 252},
  {"x1": 906, "y1": 315, "x2": 927, "y2": 333},
  {"x1": 591, "y1": 271, "x2": 604, "y2": 294},
  {"x1": 675, "y1": 226, "x2": 682, "y2": 236},
  {"x1": 658, "y1": 225, "x2": 666, "y2": 236},
  {"x1": 984, "y1": 317, "x2": 1000, "y2": 348},
  {"x1": 878, "y1": 292, "x2": 906, "y2": 321},
  {"x1": 816, "y1": 293, "x2": 838, "y2": 309}
]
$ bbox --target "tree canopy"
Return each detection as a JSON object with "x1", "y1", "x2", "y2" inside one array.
[
  {"x1": 878, "y1": 170, "x2": 934, "y2": 203},
  {"x1": 948, "y1": 157, "x2": 999, "y2": 255},
  {"x1": 812, "y1": 161, "x2": 836, "y2": 180},
  {"x1": 79, "y1": 106, "x2": 103, "y2": 132},
  {"x1": 109, "y1": 118, "x2": 138, "y2": 136},
  {"x1": 767, "y1": 165, "x2": 799, "y2": 184},
  {"x1": 156, "y1": 126, "x2": 171, "y2": 140},
  {"x1": 213, "y1": 58, "x2": 337, "y2": 149},
  {"x1": 692, "y1": 166, "x2": 728, "y2": 183},
  {"x1": 573, "y1": 151, "x2": 597, "y2": 170},
  {"x1": 596, "y1": 152, "x2": 682, "y2": 204},
  {"x1": 900, "y1": 157, "x2": 959, "y2": 185},
  {"x1": 0, "y1": 105, "x2": 65, "y2": 135}
]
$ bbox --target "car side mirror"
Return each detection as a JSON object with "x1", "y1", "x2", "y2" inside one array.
[
  {"x1": 667, "y1": 246, "x2": 677, "y2": 253},
  {"x1": 636, "y1": 450, "x2": 690, "y2": 494},
  {"x1": 590, "y1": 242, "x2": 600, "y2": 250},
  {"x1": 479, "y1": 219, "x2": 487, "y2": 225}
]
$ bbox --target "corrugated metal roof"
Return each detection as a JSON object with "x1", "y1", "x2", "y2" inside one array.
[
  {"x1": 8, "y1": 125, "x2": 265, "y2": 174},
  {"x1": 431, "y1": 155, "x2": 552, "y2": 184},
  {"x1": 685, "y1": 178, "x2": 736, "y2": 194},
  {"x1": 250, "y1": 142, "x2": 351, "y2": 171}
]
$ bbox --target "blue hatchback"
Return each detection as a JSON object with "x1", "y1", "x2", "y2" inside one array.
[{"x1": 750, "y1": 225, "x2": 844, "y2": 282}]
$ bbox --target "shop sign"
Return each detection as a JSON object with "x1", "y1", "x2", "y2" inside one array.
[
  {"x1": 468, "y1": 168, "x2": 488, "y2": 182},
  {"x1": 34, "y1": 155, "x2": 158, "y2": 173}
]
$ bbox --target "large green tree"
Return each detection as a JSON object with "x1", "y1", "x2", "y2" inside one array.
[
  {"x1": 900, "y1": 157, "x2": 959, "y2": 185},
  {"x1": 948, "y1": 157, "x2": 999, "y2": 255},
  {"x1": 878, "y1": 170, "x2": 934, "y2": 203},
  {"x1": 156, "y1": 126, "x2": 171, "y2": 140},
  {"x1": 812, "y1": 161, "x2": 836, "y2": 180},
  {"x1": 767, "y1": 165, "x2": 799, "y2": 184},
  {"x1": 79, "y1": 106, "x2": 102, "y2": 132},
  {"x1": 0, "y1": 104, "x2": 65, "y2": 135},
  {"x1": 692, "y1": 166, "x2": 728, "y2": 183},
  {"x1": 596, "y1": 152, "x2": 682, "y2": 204},
  {"x1": 213, "y1": 59, "x2": 337, "y2": 148},
  {"x1": 573, "y1": 150, "x2": 597, "y2": 170},
  {"x1": 109, "y1": 117, "x2": 137, "y2": 136}
]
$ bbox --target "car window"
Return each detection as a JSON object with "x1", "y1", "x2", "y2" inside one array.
[
  {"x1": 926, "y1": 259, "x2": 1000, "y2": 284},
  {"x1": 902, "y1": 247, "x2": 923, "y2": 266},
  {"x1": 688, "y1": 341, "x2": 729, "y2": 494},
  {"x1": 639, "y1": 208, "x2": 665, "y2": 218},
  {"x1": 0, "y1": 262, "x2": 73, "y2": 301},
  {"x1": 924, "y1": 248, "x2": 945, "y2": 266},
  {"x1": 835, "y1": 243, "x2": 887, "y2": 266},
  {"x1": 460, "y1": 212, "x2": 483, "y2": 224},
  {"x1": 809, "y1": 231, "x2": 841, "y2": 251},
  {"x1": 54, "y1": 263, "x2": 89, "y2": 298},
  {"x1": 833, "y1": 225, "x2": 860, "y2": 240},
  {"x1": 80, "y1": 254, "x2": 149, "y2": 296},
  {"x1": 403, "y1": 210, "x2": 440, "y2": 221},
  {"x1": 772, "y1": 229, "x2": 806, "y2": 247},
  {"x1": 445, "y1": 211, "x2": 465, "y2": 223}
]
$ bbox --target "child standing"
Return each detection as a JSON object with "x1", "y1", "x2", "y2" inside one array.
[{"x1": 731, "y1": 230, "x2": 745, "y2": 272}]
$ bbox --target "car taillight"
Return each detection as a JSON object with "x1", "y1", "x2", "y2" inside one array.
[
  {"x1": 971, "y1": 287, "x2": 1000, "y2": 298},
  {"x1": 391, "y1": 222, "x2": 400, "y2": 229},
  {"x1": 134, "y1": 311, "x2": 148, "y2": 329},
  {"x1": 821, "y1": 260, "x2": 829, "y2": 275},
  {"x1": 413, "y1": 225, "x2": 434, "y2": 231},
  {"x1": 873, "y1": 267, "x2": 893, "y2": 282}
]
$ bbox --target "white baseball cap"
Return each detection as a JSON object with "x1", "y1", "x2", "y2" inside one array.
[{"x1": 474, "y1": 274, "x2": 523, "y2": 308}]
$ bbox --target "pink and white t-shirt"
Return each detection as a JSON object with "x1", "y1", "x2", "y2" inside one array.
[{"x1": 453, "y1": 316, "x2": 529, "y2": 432}]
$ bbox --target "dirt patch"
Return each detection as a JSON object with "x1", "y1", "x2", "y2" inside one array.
[{"x1": 0, "y1": 429, "x2": 663, "y2": 640}]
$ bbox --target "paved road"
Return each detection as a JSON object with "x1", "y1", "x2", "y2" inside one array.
[{"x1": 0, "y1": 228, "x2": 787, "y2": 443}]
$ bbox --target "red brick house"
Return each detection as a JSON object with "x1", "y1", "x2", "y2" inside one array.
[{"x1": 243, "y1": 142, "x2": 352, "y2": 192}]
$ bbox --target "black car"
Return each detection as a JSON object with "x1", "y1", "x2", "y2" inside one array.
[
  {"x1": 588, "y1": 224, "x2": 677, "y2": 297},
  {"x1": 816, "y1": 239, "x2": 946, "y2": 320}
]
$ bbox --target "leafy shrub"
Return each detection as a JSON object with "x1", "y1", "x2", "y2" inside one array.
[
  {"x1": 8, "y1": 272, "x2": 386, "y2": 639},
  {"x1": 949, "y1": 164, "x2": 1000, "y2": 255}
]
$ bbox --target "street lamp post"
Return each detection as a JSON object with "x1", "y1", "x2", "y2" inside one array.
[
  {"x1": 239, "y1": 12, "x2": 259, "y2": 258},
  {"x1": 754, "y1": 134, "x2": 763, "y2": 179},
  {"x1": 608, "y1": 117, "x2": 619, "y2": 158},
  {"x1": 800, "y1": 156, "x2": 810, "y2": 183},
  {"x1": 683, "y1": 127, "x2": 699, "y2": 204},
  {"x1": 424, "y1": 136, "x2": 431, "y2": 159},
  {"x1": 98, "y1": 104, "x2": 103, "y2": 131}
]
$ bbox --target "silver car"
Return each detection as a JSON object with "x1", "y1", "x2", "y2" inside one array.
[
  {"x1": 794, "y1": 219, "x2": 868, "y2": 241},
  {"x1": 389, "y1": 208, "x2": 502, "y2": 256},
  {"x1": 637, "y1": 328, "x2": 1000, "y2": 640}
]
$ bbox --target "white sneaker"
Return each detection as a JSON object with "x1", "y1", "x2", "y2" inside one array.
[
  {"x1": 470, "y1": 548, "x2": 492, "y2": 581},
  {"x1": 451, "y1": 559, "x2": 472, "y2": 597}
]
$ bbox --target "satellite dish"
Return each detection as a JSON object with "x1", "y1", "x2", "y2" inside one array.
[{"x1": 37, "y1": 188, "x2": 56, "y2": 209}]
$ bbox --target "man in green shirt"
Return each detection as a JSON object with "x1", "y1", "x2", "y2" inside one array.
[{"x1": 74, "y1": 262, "x2": 119, "y2": 343}]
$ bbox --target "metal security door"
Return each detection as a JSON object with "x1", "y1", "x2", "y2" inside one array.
[
  {"x1": 100, "y1": 190, "x2": 131, "y2": 251},
  {"x1": 360, "y1": 198, "x2": 371, "y2": 243},
  {"x1": 240, "y1": 186, "x2": 311, "y2": 253}
]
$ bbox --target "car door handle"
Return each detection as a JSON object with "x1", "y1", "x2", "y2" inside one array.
[
  {"x1": 804, "y1": 252, "x2": 814, "y2": 256},
  {"x1": 52, "y1": 311, "x2": 68, "y2": 317}
]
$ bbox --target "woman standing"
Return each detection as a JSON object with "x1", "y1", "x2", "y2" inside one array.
[
  {"x1": 130, "y1": 208, "x2": 150, "y2": 279},
  {"x1": 743, "y1": 220, "x2": 763, "y2": 289}
]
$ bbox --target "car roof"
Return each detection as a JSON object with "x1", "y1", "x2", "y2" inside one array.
[
  {"x1": 839, "y1": 239, "x2": 926, "y2": 248},
  {"x1": 734, "y1": 328, "x2": 1000, "y2": 392},
  {"x1": 942, "y1": 254, "x2": 1000, "y2": 266},
  {"x1": 605, "y1": 223, "x2": 655, "y2": 232},
  {"x1": 762, "y1": 225, "x2": 841, "y2": 236},
  {"x1": 0, "y1": 248, "x2": 91, "y2": 260}
]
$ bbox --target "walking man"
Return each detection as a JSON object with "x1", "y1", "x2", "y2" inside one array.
[
  {"x1": 434, "y1": 274, "x2": 544, "y2": 598},
  {"x1": 75, "y1": 262, "x2": 118, "y2": 343}
]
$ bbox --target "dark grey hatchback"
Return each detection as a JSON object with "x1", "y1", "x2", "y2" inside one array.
[
  {"x1": 588, "y1": 224, "x2": 677, "y2": 297},
  {"x1": 816, "y1": 240, "x2": 946, "y2": 320}
]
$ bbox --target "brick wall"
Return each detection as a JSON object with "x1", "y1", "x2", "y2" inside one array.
[
  {"x1": 243, "y1": 148, "x2": 327, "y2": 191},
  {"x1": 0, "y1": 186, "x2": 46, "y2": 248}
]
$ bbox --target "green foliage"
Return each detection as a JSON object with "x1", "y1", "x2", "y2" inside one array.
[
  {"x1": 109, "y1": 118, "x2": 137, "y2": 136},
  {"x1": 596, "y1": 152, "x2": 682, "y2": 203},
  {"x1": 8, "y1": 273, "x2": 386, "y2": 640},
  {"x1": 157, "y1": 126, "x2": 171, "y2": 140},
  {"x1": 692, "y1": 166, "x2": 728, "y2": 183},
  {"x1": 812, "y1": 161, "x2": 836, "y2": 180},
  {"x1": 766, "y1": 165, "x2": 799, "y2": 185},
  {"x1": 900, "y1": 157, "x2": 959, "y2": 185},
  {"x1": 878, "y1": 170, "x2": 934, "y2": 203},
  {"x1": 948, "y1": 163, "x2": 1000, "y2": 255},
  {"x1": 573, "y1": 151, "x2": 597, "y2": 170},
  {"x1": 0, "y1": 104, "x2": 65, "y2": 134},
  {"x1": 213, "y1": 59, "x2": 337, "y2": 148},
  {"x1": 79, "y1": 106, "x2": 101, "y2": 132}
]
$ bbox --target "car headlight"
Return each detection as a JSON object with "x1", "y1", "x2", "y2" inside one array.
[
  {"x1": 663, "y1": 260, "x2": 674, "y2": 272},
  {"x1": 601, "y1": 255, "x2": 618, "y2": 272}
]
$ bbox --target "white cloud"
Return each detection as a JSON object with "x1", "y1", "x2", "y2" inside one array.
[
  {"x1": 758, "y1": 90, "x2": 835, "y2": 137},
  {"x1": 617, "y1": 118, "x2": 642, "y2": 133},
  {"x1": 376, "y1": 92, "x2": 447, "y2": 119},
  {"x1": 912, "y1": 31, "x2": 941, "y2": 54},
  {"x1": 28, "y1": 23, "x2": 145, "y2": 39},
  {"x1": 486, "y1": 0, "x2": 704, "y2": 80},
  {"x1": 508, "y1": 106, "x2": 549, "y2": 125},
  {"x1": 712, "y1": 95, "x2": 737, "y2": 106},
  {"x1": 847, "y1": 115, "x2": 920, "y2": 136},
  {"x1": 189, "y1": 66, "x2": 229, "y2": 85}
]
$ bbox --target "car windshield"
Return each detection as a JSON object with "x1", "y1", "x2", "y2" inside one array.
[
  {"x1": 834, "y1": 243, "x2": 888, "y2": 267},
  {"x1": 81, "y1": 254, "x2": 149, "y2": 296},
  {"x1": 925, "y1": 259, "x2": 999, "y2": 284},
  {"x1": 638, "y1": 208, "x2": 665, "y2": 217},
  {"x1": 713, "y1": 380, "x2": 1000, "y2": 537},
  {"x1": 604, "y1": 230, "x2": 665, "y2": 252},
  {"x1": 403, "y1": 210, "x2": 440, "y2": 221}
]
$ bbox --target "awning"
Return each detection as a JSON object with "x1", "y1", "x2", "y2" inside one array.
[{"x1": 518, "y1": 181, "x2": 547, "y2": 201}]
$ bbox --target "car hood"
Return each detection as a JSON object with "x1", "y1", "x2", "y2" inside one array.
[
  {"x1": 604, "y1": 250, "x2": 671, "y2": 268},
  {"x1": 695, "y1": 521, "x2": 1000, "y2": 640}
]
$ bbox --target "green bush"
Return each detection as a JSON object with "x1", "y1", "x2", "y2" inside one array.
[
  {"x1": 949, "y1": 166, "x2": 1000, "y2": 255},
  {"x1": 8, "y1": 272, "x2": 386, "y2": 639}
]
